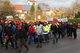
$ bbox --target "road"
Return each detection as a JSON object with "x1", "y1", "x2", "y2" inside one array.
[{"x1": 0, "y1": 29, "x2": 80, "y2": 53}]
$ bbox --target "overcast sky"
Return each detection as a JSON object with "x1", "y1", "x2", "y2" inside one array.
[{"x1": 9, "y1": 0, "x2": 80, "y2": 8}]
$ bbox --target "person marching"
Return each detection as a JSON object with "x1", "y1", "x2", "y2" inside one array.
[
  {"x1": 42, "y1": 22, "x2": 49, "y2": 43},
  {"x1": 0, "y1": 21, "x2": 4, "y2": 47},
  {"x1": 5, "y1": 23, "x2": 14, "y2": 49},
  {"x1": 28, "y1": 23, "x2": 36, "y2": 45},
  {"x1": 36, "y1": 21, "x2": 43, "y2": 48},
  {"x1": 72, "y1": 22, "x2": 77, "y2": 39},
  {"x1": 51, "y1": 23, "x2": 58, "y2": 44},
  {"x1": 15, "y1": 24, "x2": 29, "y2": 52}
]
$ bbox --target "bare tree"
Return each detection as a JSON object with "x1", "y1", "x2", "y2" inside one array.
[{"x1": 72, "y1": 0, "x2": 80, "y2": 15}]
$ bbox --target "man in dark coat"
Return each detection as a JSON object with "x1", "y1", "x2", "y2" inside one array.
[
  {"x1": 21, "y1": 23, "x2": 29, "y2": 41},
  {"x1": 5, "y1": 23, "x2": 14, "y2": 49},
  {"x1": 15, "y1": 24, "x2": 29, "y2": 52},
  {"x1": 72, "y1": 22, "x2": 77, "y2": 39},
  {"x1": 0, "y1": 23, "x2": 4, "y2": 47},
  {"x1": 68, "y1": 23, "x2": 73, "y2": 37},
  {"x1": 58, "y1": 23, "x2": 64, "y2": 39},
  {"x1": 51, "y1": 23, "x2": 58, "y2": 44}
]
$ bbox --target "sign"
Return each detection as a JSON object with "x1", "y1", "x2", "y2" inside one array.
[
  {"x1": 58, "y1": 18, "x2": 68, "y2": 22},
  {"x1": 53, "y1": 18, "x2": 58, "y2": 23},
  {"x1": 6, "y1": 16, "x2": 13, "y2": 19},
  {"x1": 46, "y1": 18, "x2": 53, "y2": 21},
  {"x1": 46, "y1": 18, "x2": 68, "y2": 22}
]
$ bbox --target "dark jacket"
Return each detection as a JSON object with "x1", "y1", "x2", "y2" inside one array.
[
  {"x1": 51, "y1": 25, "x2": 58, "y2": 34},
  {"x1": 15, "y1": 29, "x2": 26, "y2": 39},
  {"x1": 6, "y1": 27, "x2": 13, "y2": 37},
  {"x1": 58, "y1": 25, "x2": 63, "y2": 33},
  {"x1": 0, "y1": 24, "x2": 3, "y2": 33},
  {"x1": 68, "y1": 24, "x2": 73, "y2": 33},
  {"x1": 28, "y1": 25, "x2": 35, "y2": 34},
  {"x1": 0, "y1": 24, "x2": 3, "y2": 37},
  {"x1": 72, "y1": 24, "x2": 77, "y2": 31}
]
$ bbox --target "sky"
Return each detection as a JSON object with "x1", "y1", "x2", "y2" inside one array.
[{"x1": 9, "y1": 0, "x2": 80, "y2": 8}]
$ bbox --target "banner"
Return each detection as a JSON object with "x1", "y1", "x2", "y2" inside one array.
[
  {"x1": 47, "y1": 18, "x2": 53, "y2": 21},
  {"x1": 58, "y1": 18, "x2": 68, "y2": 22},
  {"x1": 6, "y1": 16, "x2": 13, "y2": 19},
  {"x1": 46, "y1": 18, "x2": 68, "y2": 22},
  {"x1": 53, "y1": 18, "x2": 58, "y2": 23}
]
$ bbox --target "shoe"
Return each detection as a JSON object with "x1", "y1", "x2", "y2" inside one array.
[
  {"x1": 6, "y1": 47, "x2": 8, "y2": 49},
  {"x1": 36, "y1": 45, "x2": 39, "y2": 48},
  {"x1": 56, "y1": 39, "x2": 58, "y2": 43},
  {"x1": 26, "y1": 48, "x2": 29, "y2": 52},
  {"x1": 40, "y1": 45, "x2": 42, "y2": 48},
  {"x1": 18, "y1": 50, "x2": 21, "y2": 52},
  {"x1": 53, "y1": 40, "x2": 55, "y2": 44}
]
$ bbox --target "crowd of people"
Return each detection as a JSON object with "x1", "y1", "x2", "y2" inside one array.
[{"x1": 0, "y1": 20, "x2": 78, "y2": 52}]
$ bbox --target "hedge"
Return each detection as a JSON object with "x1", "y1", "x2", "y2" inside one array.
[{"x1": 68, "y1": 18, "x2": 80, "y2": 24}]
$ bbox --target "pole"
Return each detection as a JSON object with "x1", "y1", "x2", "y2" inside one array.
[
  {"x1": 35, "y1": 0, "x2": 37, "y2": 22},
  {"x1": 35, "y1": 6, "x2": 36, "y2": 22}
]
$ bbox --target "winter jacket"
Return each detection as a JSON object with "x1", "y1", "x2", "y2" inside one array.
[
  {"x1": 5, "y1": 27, "x2": 13, "y2": 37},
  {"x1": 0, "y1": 24, "x2": 3, "y2": 33},
  {"x1": 12, "y1": 25, "x2": 16, "y2": 32},
  {"x1": 28, "y1": 26, "x2": 35, "y2": 34},
  {"x1": 42, "y1": 25, "x2": 49, "y2": 34},
  {"x1": 36, "y1": 24, "x2": 43, "y2": 35},
  {"x1": 51, "y1": 25, "x2": 58, "y2": 34},
  {"x1": 72, "y1": 24, "x2": 77, "y2": 31},
  {"x1": 15, "y1": 29, "x2": 26, "y2": 39}
]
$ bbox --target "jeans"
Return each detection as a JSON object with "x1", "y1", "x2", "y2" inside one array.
[
  {"x1": 36, "y1": 35, "x2": 42, "y2": 48},
  {"x1": 29, "y1": 33, "x2": 36, "y2": 44},
  {"x1": 43, "y1": 34, "x2": 49, "y2": 42},
  {"x1": 52, "y1": 33, "x2": 58, "y2": 44},
  {"x1": 68, "y1": 31, "x2": 72, "y2": 37},
  {"x1": 63, "y1": 29, "x2": 67, "y2": 38},
  {"x1": 2, "y1": 32, "x2": 5, "y2": 40}
]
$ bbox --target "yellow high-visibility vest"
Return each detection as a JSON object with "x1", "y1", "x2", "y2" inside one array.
[
  {"x1": 44, "y1": 25, "x2": 49, "y2": 32},
  {"x1": 48, "y1": 24, "x2": 51, "y2": 31},
  {"x1": 34, "y1": 25, "x2": 36, "y2": 30}
]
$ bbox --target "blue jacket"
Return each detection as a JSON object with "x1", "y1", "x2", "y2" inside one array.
[{"x1": 12, "y1": 25, "x2": 16, "y2": 32}]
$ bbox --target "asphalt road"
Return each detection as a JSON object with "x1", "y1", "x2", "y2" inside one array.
[{"x1": 0, "y1": 29, "x2": 80, "y2": 53}]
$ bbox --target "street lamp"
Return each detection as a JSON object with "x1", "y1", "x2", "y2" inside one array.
[
  {"x1": 35, "y1": 0, "x2": 37, "y2": 22},
  {"x1": 35, "y1": 6, "x2": 36, "y2": 21}
]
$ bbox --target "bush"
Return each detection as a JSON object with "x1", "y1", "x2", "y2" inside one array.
[
  {"x1": 75, "y1": 11, "x2": 80, "y2": 18},
  {"x1": 68, "y1": 18, "x2": 80, "y2": 24}
]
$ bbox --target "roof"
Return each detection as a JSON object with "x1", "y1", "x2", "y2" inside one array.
[
  {"x1": 20, "y1": 10, "x2": 24, "y2": 14},
  {"x1": 28, "y1": 0, "x2": 35, "y2": 2},
  {"x1": 22, "y1": 5, "x2": 31, "y2": 10},
  {"x1": 11, "y1": 5, "x2": 22, "y2": 10},
  {"x1": 22, "y1": 5, "x2": 49, "y2": 11},
  {"x1": 40, "y1": 5, "x2": 49, "y2": 11},
  {"x1": 11, "y1": 4, "x2": 50, "y2": 11}
]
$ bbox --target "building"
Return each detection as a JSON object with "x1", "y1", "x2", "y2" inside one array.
[
  {"x1": 11, "y1": 0, "x2": 50, "y2": 19},
  {"x1": 26, "y1": 0, "x2": 36, "y2": 5},
  {"x1": 11, "y1": 5, "x2": 25, "y2": 19},
  {"x1": 11, "y1": 0, "x2": 66, "y2": 19}
]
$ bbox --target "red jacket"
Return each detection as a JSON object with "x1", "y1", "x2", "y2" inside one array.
[{"x1": 28, "y1": 26, "x2": 35, "y2": 34}]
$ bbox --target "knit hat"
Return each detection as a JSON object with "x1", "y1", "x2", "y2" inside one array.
[
  {"x1": 17, "y1": 25, "x2": 21, "y2": 29},
  {"x1": 23, "y1": 21, "x2": 25, "y2": 24}
]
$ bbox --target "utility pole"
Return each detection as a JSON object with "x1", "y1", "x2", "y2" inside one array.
[{"x1": 35, "y1": 0, "x2": 37, "y2": 22}]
